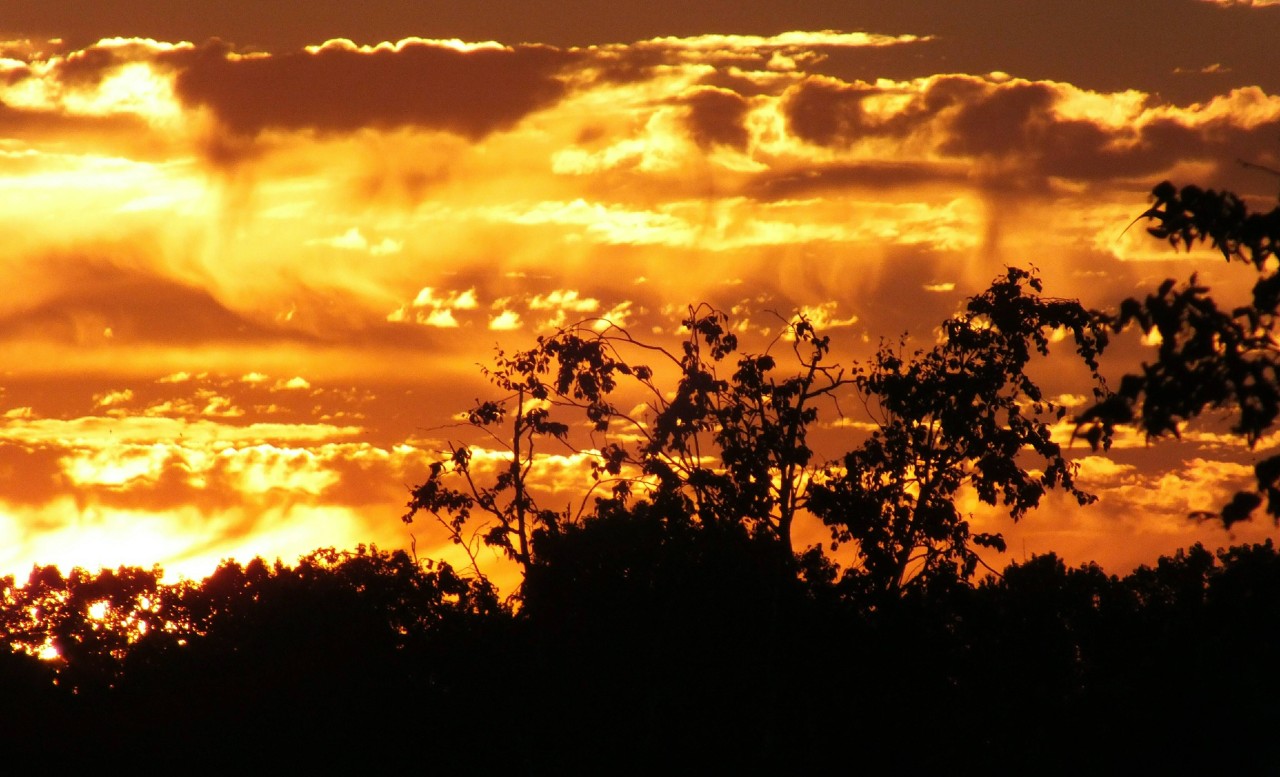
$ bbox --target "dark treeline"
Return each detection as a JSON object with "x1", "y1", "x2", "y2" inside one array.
[{"x1": 2, "y1": 536, "x2": 1278, "y2": 771}]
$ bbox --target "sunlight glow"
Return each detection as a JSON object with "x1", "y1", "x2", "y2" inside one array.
[
  {"x1": 637, "y1": 31, "x2": 931, "y2": 52},
  {"x1": 305, "y1": 37, "x2": 508, "y2": 55},
  {"x1": 63, "y1": 62, "x2": 184, "y2": 123},
  {"x1": 0, "y1": 22, "x2": 1274, "y2": 587}
]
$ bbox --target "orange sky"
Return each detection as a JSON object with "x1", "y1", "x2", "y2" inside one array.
[{"x1": 1, "y1": 1, "x2": 1278, "y2": 583}]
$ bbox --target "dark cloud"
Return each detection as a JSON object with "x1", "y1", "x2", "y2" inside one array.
[
  {"x1": 9, "y1": 0, "x2": 1274, "y2": 102},
  {"x1": 951, "y1": 88, "x2": 1280, "y2": 194},
  {"x1": 778, "y1": 74, "x2": 1280, "y2": 199},
  {"x1": 747, "y1": 160, "x2": 967, "y2": 200},
  {"x1": 695, "y1": 69, "x2": 789, "y2": 99},
  {"x1": 784, "y1": 79, "x2": 878, "y2": 146},
  {"x1": 783, "y1": 76, "x2": 957, "y2": 147},
  {"x1": 0, "y1": 259, "x2": 309, "y2": 346},
  {"x1": 576, "y1": 45, "x2": 672, "y2": 86},
  {"x1": 44, "y1": 39, "x2": 158, "y2": 86},
  {"x1": 681, "y1": 87, "x2": 750, "y2": 150},
  {"x1": 2, "y1": 65, "x2": 33, "y2": 86},
  {"x1": 940, "y1": 80, "x2": 1058, "y2": 156},
  {"x1": 170, "y1": 39, "x2": 579, "y2": 140},
  {"x1": 0, "y1": 102, "x2": 168, "y2": 160}
]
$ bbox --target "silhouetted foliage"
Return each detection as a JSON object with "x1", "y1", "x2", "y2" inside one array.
[
  {"x1": 0, "y1": 563, "x2": 164, "y2": 696},
  {"x1": 1079, "y1": 180, "x2": 1280, "y2": 525},
  {"x1": 2, "y1": 541, "x2": 1277, "y2": 770},
  {"x1": 0, "y1": 547, "x2": 501, "y2": 768},
  {"x1": 407, "y1": 268, "x2": 1108, "y2": 602},
  {"x1": 404, "y1": 305, "x2": 845, "y2": 580},
  {"x1": 811, "y1": 267, "x2": 1108, "y2": 598}
]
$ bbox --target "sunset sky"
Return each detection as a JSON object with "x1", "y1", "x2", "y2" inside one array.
[{"x1": 1, "y1": 0, "x2": 1278, "y2": 584}]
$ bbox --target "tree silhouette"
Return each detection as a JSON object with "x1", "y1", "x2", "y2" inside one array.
[
  {"x1": 1079, "y1": 180, "x2": 1280, "y2": 525},
  {"x1": 406, "y1": 267, "x2": 1108, "y2": 598},
  {"x1": 811, "y1": 267, "x2": 1108, "y2": 597},
  {"x1": 403, "y1": 307, "x2": 847, "y2": 581},
  {"x1": 0, "y1": 547, "x2": 504, "y2": 768},
  {"x1": 0, "y1": 563, "x2": 165, "y2": 695}
]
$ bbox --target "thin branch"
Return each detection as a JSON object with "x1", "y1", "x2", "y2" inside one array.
[
  {"x1": 1239, "y1": 158, "x2": 1280, "y2": 179},
  {"x1": 433, "y1": 513, "x2": 487, "y2": 580}
]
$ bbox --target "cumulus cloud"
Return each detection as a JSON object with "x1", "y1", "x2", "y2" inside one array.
[
  {"x1": 387, "y1": 287, "x2": 479, "y2": 327},
  {"x1": 637, "y1": 31, "x2": 931, "y2": 53},
  {"x1": 774, "y1": 73, "x2": 1280, "y2": 195},
  {"x1": 593, "y1": 300, "x2": 635, "y2": 330},
  {"x1": 795, "y1": 301, "x2": 857, "y2": 329},
  {"x1": 0, "y1": 414, "x2": 360, "y2": 445},
  {"x1": 171, "y1": 37, "x2": 579, "y2": 141},
  {"x1": 307, "y1": 227, "x2": 403, "y2": 255},
  {"x1": 488, "y1": 309, "x2": 523, "y2": 331},
  {"x1": 528, "y1": 289, "x2": 599, "y2": 313},
  {"x1": 94, "y1": 388, "x2": 134, "y2": 408},
  {"x1": 681, "y1": 86, "x2": 752, "y2": 150}
]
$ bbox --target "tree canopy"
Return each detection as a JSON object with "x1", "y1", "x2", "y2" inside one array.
[
  {"x1": 3, "y1": 536, "x2": 1276, "y2": 771},
  {"x1": 405, "y1": 266, "x2": 1115, "y2": 600},
  {"x1": 1080, "y1": 179, "x2": 1280, "y2": 525}
]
